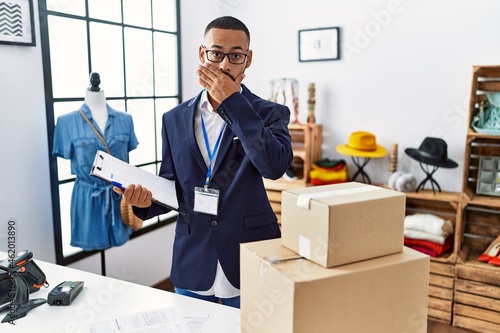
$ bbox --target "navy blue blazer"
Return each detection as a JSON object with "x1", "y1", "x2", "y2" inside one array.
[{"x1": 135, "y1": 85, "x2": 292, "y2": 291}]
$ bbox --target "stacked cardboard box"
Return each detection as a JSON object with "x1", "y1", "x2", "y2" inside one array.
[{"x1": 241, "y1": 182, "x2": 430, "y2": 333}]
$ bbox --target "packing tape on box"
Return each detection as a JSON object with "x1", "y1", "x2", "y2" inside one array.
[{"x1": 296, "y1": 185, "x2": 381, "y2": 209}]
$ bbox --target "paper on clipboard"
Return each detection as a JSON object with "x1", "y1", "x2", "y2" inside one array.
[{"x1": 90, "y1": 150, "x2": 179, "y2": 211}]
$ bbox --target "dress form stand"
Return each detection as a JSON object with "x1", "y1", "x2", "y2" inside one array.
[
  {"x1": 85, "y1": 72, "x2": 108, "y2": 134},
  {"x1": 350, "y1": 156, "x2": 372, "y2": 184},
  {"x1": 85, "y1": 72, "x2": 108, "y2": 276},
  {"x1": 415, "y1": 162, "x2": 442, "y2": 194}
]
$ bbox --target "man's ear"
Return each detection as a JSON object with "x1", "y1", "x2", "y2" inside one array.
[
  {"x1": 245, "y1": 50, "x2": 253, "y2": 68},
  {"x1": 198, "y1": 45, "x2": 206, "y2": 64}
]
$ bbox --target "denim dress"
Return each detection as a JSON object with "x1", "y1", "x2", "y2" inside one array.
[{"x1": 52, "y1": 104, "x2": 139, "y2": 251}]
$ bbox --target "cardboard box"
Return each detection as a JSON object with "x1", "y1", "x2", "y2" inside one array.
[
  {"x1": 240, "y1": 239, "x2": 429, "y2": 333},
  {"x1": 281, "y1": 182, "x2": 405, "y2": 268}
]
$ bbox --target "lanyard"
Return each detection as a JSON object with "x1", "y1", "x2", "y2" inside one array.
[{"x1": 201, "y1": 112, "x2": 226, "y2": 188}]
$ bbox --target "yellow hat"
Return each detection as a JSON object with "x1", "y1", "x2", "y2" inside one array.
[{"x1": 336, "y1": 131, "x2": 387, "y2": 158}]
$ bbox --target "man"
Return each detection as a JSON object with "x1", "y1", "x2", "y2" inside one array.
[{"x1": 116, "y1": 16, "x2": 292, "y2": 308}]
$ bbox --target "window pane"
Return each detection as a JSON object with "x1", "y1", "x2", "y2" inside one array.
[
  {"x1": 47, "y1": 0, "x2": 85, "y2": 16},
  {"x1": 152, "y1": 0, "x2": 177, "y2": 32},
  {"x1": 54, "y1": 101, "x2": 84, "y2": 125},
  {"x1": 124, "y1": 28, "x2": 153, "y2": 97},
  {"x1": 155, "y1": 98, "x2": 178, "y2": 160},
  {"x1": 128, "y1": 99, "x2": 155, "y2": 165},
  {"x1": 123, "y1": 0, "x2": 151, "y2": 28},
  {"x1": 59, "y1": 182, "x2": 81, "y2": 258},
  {"x1": 88, "y1": 0, "x2": 122, "y2": 23},
  {"x1": 154, "y1": 32, "x2": 178, "y2": 96},
  {"x1": 49, "y1": 16, "x2": 89, "y2": 98},
  {"x1": 54, "y1": 102, "x2": 83, "y2": 182},
  {"x1": 90, "y1": 22, "x2": 125, "y2": 97}
]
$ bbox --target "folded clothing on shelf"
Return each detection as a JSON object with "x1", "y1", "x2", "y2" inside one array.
[
  {"x1": 309, "y1": 159, "x2": 348, "y2": 185},
  {"x1": 403, "y1": 213, "x2": 454, "y2": 257},
  {"x1": 404, "y1": 235, "x2": 453, "y2": 257},
  {"x1": 404, "y1": 213, "x2": 454, "y2": 238}
]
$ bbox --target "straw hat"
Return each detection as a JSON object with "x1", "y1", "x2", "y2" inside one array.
[
  {"x1": 336, "y1": 131, "x2": 387, "y2": 158},
  {"x1": 120, "y1": 199, "x2": 144, "y2": 230}
]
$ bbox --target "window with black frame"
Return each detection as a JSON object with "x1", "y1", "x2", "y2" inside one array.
[{"x1": 40, "y1": 0, "x2": 181, "y2": 265}]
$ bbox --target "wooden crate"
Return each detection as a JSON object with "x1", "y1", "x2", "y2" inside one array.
[
  {"x1": 428, "y1": 261, "x2": 455, "y2": 324},
  {"x1": 462, "y1": 65, "x2": 500, "y2": 205},
  {"x1": 453, "y1": 203, "x2": 500, "y2": 332},
  {"x1": 404, "y1": 191, "x2": 460, "y2": 323},
  {"x1": 263, "y1": 124, "x2": 322, "y2": 191},
  {"x1": 266, "y1": 189, "x2": 282, "y2": 224},
  {"x1": 405, "y1": 190, "x2": 461, "y2": 263},
  {"x1": 454, "y1": 263, "x2": 500, "y2": 332},
  {"x1": 264, "y1": 123, "x2": 322, "y2": 218},
  {"x1": 403, "y1": 191, "x2": 461, "y2": 323}
]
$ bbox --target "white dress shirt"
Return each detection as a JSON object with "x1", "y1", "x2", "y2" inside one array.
[{"x1": 190, "y1": 89, "x2": 240, "y2": 298}]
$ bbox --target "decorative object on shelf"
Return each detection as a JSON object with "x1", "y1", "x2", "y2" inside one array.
[
  {"x1": 478, "y1": 234, "x2": 500, "y2": 265},
  {"x1": 476, "y1": 156, "x2": 500, "y2": 197},
  {"x1": 336, "y1": 131, "x2": 387, "y2": 184},
  {"x1": 269, "y1": 78, "x2": 301, "y2": 124},
  {"x1": 0, "y1": 0, "x2": 36, "y2": 46},
  {"x1": 405, "y1": 137, "x2": 458, "y2": 194},
  {"x1": 298, "y1": 27, "x2": 340, "y2": 62},
  {"x1": 309, "y1": 158, "x2": 348, "y2": 185},
  {"x1": 388, "y1": 171, "x2": 417, "y2": 193},
  {"x1": 471, "y1": 92, "x2": 500, "y2": 135},
  {"x1": 307, "y1": 83, "x2": 316, "y2": 124},
  {"x1": 388, "y1": 143, "x2": 398, "y2": 174}
]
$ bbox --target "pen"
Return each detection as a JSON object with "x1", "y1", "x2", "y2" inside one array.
[{"x1": 111, "y1": 181, "x2": 126, "y2": 190}]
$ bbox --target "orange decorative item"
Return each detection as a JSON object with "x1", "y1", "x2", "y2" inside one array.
[{"x1": 478, "y1": 234, "x2": 500, "y2": 263}]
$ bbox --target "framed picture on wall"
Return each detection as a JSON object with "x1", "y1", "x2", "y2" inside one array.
[
  {"x1": 298, "y1": 27, "x2": 340, "y2": 62},
  {"x1": 0, "y1": 0, "x2": 36, "y2": 46}
]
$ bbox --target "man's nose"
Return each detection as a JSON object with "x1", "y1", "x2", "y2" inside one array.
[{"x1": 219, "y1": 56, "x2": 232, "y2": 69}]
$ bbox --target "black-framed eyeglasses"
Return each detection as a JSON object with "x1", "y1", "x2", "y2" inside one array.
[{"x1": 204, "y1": 47, "x2": 249, "y2": 64}]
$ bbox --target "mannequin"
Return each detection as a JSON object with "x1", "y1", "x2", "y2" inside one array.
[
  {"x1": 52, "y1": 73, "x2": 139, "y2": 252},
  {"x1": 85, "y1": 72, "x2": 108, "y2": 133}
]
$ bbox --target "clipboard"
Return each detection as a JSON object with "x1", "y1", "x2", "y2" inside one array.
[{"x1": 90, "y1": 150, "x2": 179, "y2": 211}]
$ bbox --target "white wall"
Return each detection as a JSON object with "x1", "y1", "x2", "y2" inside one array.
[
  {"x1": 180, "y1": 0, "x2": 500, "y2": 191},
  {"x1": 1, "y1": 0, "x2": 499, "y2": 284},
  {"x1": 0, "y1": 1, "x2": 54, "y2": 262},
  {"x1": 0, "y1": 0, "x2": 174, "y2": 287}
]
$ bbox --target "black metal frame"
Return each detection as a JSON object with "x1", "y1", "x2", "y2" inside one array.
[
  {"x1": 0, "y1": 0, "x2": 36, "y2": 46},
  {"x1": 39, "y1": 0, "x2": 182, "y2": 267},
  {"x1": 298, "y1": 27, "x2": 340, "y2": 62}
]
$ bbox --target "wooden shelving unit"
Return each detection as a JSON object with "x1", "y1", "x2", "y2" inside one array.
[
  {"x1": 404, "y1": 67, "x2": 500, "y2": 330},
  {"x1": 452, "y1": 65, "x2": 500, "y2": 332},
  {"x1": 404, "y1": 190, "x2": 462, "y2": 324}
]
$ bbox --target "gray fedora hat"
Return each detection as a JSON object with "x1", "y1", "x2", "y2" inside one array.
[{"x1": 405, "y1": 137, "x2": 458, "y2": 168}]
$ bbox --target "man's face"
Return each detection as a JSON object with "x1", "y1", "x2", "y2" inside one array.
[{"x1": 199, "y1": 28, "x2": 252, "y2": 81}]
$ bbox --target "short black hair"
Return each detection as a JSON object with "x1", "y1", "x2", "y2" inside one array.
[{"x1": 204, "y1": 16, "x2": 250, "y2": 44}]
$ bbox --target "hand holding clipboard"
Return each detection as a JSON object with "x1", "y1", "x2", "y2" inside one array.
[{"x1": 90, "y1": 150, "x2": 179, "y2": 211}]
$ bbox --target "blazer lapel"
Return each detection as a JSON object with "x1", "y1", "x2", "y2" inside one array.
[
  {"x1": 212, "y1": 86, "x2": 249, "y2": 176},
  {"x1": 211, "y1": 125, "x2": 235, "y2": 176},
  {"x1": 184, "y1": 94, "x2": 207, "y2": 174}
]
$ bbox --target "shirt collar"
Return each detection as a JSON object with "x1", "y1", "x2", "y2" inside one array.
[{"x1": 199, "y1": 89, "x2": 213, "y2": 114}]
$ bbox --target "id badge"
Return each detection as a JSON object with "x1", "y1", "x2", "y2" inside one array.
[{"x1": 194, "y1": 186, "x2": 219, "y2": 215}]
